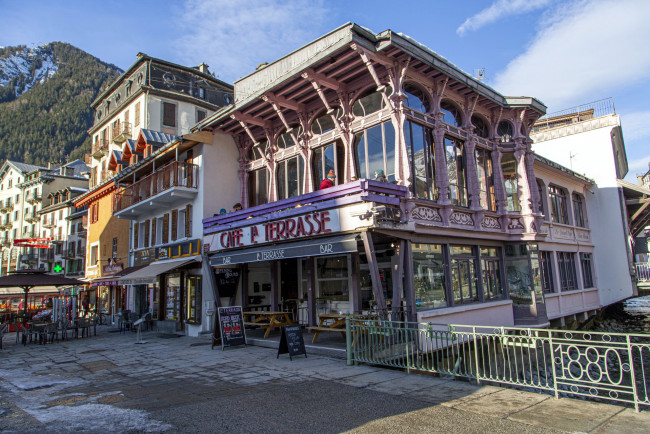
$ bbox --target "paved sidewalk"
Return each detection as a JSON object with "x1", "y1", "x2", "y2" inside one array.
[{"x1": 0, "y1": 327, "x2": 647, "y2": 433}]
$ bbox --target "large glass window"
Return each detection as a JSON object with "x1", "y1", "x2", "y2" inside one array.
[
  {"x1": 352, "y1": 90, "x2": 387, "y2": 117},
  {"x1": 505, "y1": 244, "x2": 532, "y2": 304},
  {"x1": 539, "y1": 251, "x2": 554, "y2": 293},
  {"x1": 557, "y1": 251, "x2": 578, "y2": 291},
  {"x1": 405, "y1": 121, "x2": 436, "y2": 200},
  {"x1": 501, "y1": 153, "x2": 521, "y2": 212},
  {"x1": 549, "y1": 185, "x2": 569, "y2": 224},
  {"x1": 450, "y1": 245, "x2": 478, "y2": 305},
  {"x1": 475, "y1": 147, "x2": 495, "y2": 211},
  {"x1": 480, "y1": 247, "x2": 502, "y2": 300},
  {"x1": 403, "y1": 83, "x2": 430, "y2": 113},
  {"x1": 316, "y1": 256, "x2": 349, "y2": 301},
  {"x1": 355, "y1": 121, "x2": 396, "y2": 182},
  {"x1": 440, "y1": 100, "x2": 462, "y2": 127},
  {"x1": 165, "y1": 273, "x2": 181, "y2": 320},
  {"x1": 573, "y1": 193, "x2": 586, "y2": 227},
  {"x1": 313, "y1": 141, "x2": 343, "y2": 187},
  {"x1": 413, "y1": 243, "x2": 447, "y2": 310},
  {"x1": 248, "y1": 167, "x2": 269, "y2": 207},
  {"x1": 580, "y1": 253, "x2": 594, "y2": 288},
  {"x1": 444, "y1": 137, "x2": 467, "y2": 207},
  {"x1": 497, "y1": 121, "x2": 513, "y2": 143},
  {"x1": 277, "y1": 155, "x2": 304, "y2": 200},
  {"x1": 311, "y1": 109, "x2": 342, "y2": 135},
  {"x1": 277, "y1": 127, "x2": 302, "y2": 149}
]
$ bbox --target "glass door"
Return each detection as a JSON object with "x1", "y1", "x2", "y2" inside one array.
[{"x1": 165, "y1": 274, "x2": 181, "y2": 321}]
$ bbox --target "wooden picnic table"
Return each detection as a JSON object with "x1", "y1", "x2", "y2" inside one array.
[
  {"x1": 307, "y1": 313, "x2": 376, "y2": 344},
  {"x1": 242, "y1": 311, "x2": 296, "y2": 338}
]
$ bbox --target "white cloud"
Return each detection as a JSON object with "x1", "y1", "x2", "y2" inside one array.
[
  {"x1": 621, "y1": 110, "x2": 650, "y2": 141},
  {"x1": 493, "y1": 0, "x2": 650, "y2": 110},
  {"x1": 457, "y1": 0, "x2": 553, "y2": 36},
  {"x1": 627, "y1": 154, "x2": 650, "y2": 175},
  {"x1": 175, "y1": 0, "x2": 328, "y2": 83}
]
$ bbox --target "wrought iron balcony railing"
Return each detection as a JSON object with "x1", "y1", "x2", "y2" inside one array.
[{"x1": 112, "y1": 122, "x2": 132, "y2": 143}]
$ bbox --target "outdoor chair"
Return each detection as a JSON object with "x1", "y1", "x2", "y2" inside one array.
[
  {"x1": 38, "y1": 323, "x2": 58, "y2": 344},
  {"x1": 58, "y1": 319, "x2": 73, "y2": 341},
  {"x1": 119, "y1": 310, "x2": 132, "y2": 333},
  {"x1": 128, "y1": 312, "x2": 140, "y2": 332}
]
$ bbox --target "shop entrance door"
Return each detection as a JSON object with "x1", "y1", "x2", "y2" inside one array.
[{"x1": 280, "y1": 259, "x2": 299, "y2": 320}]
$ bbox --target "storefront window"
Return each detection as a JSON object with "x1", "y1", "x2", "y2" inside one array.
[
  {"x1": 352, "y1": 89, "x2": 387, "y2": 117},
  {"x1": 505, "y1": 244, "x2": 532, "y2": 304},
  {"x1": 316, "y1": 256, "x2": 349, "y2": 301},
  {"x1": 480, "y1": 247, "x2": 502, "y2": 300},
  {"x1": 501, "y1": 153, "x2": 521, "y2": 212},
  {"x1": 277, "y1": 155, "x2": 304, "y2": 200},
  {"x1": 450, "y1": 245, "x2": 478, "y2": 305},
  {"x1": 405, "y1": 121, "x2": 436, "y2": 200},
  {"x1": 165, "y1": 274, "x2": 181, "y2": 320},
  {"x1": 185, "y1": 275, "x2": 201, "y2": 323},
  {"x1": 403, "y1": 83, "x2": 430, "y2": 113},
  {"x1": 354, "y1": 121, "x2": 396, "y2": 182},
  {"x1": 413, "y1": 243, "x2": 447, "y2": 310},
  {"x1": 539, "y1": 251, "x2": 554, "y2": 293}
]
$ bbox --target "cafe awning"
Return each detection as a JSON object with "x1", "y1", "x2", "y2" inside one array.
[
  {"x1": 209, "y1": 234, "x2": 359, "y2": 266},
  {"x1": 0, "y1": 286, "x2": 60, "y2": 296},
  {"x1": 117, "y1": 256, "x2": 199, "y2": 285}
]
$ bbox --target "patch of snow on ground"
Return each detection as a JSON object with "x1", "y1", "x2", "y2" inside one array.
[{"x1": 0, "y1": 45, "x2": 59, "y2": 97}]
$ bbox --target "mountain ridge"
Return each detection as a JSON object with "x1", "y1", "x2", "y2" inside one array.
[{"x1": 0, "y1": 42, "x2": 123, "y2": 166}]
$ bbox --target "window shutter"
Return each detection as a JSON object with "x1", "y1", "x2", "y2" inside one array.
[
  {"x1": 144, "y1": 220, "x2": 150, "y2": 248},
  {"x1": 163, "y1": 102, "x2": 176, "y2": 127},
  {"x1": 171, "y1": 209, "x2": 178, "y2": 242},
  {"x1": 151, "y1": 218, "x2": 157, "y2": 246},
  {"x1": 133, "y1": 223, "x2": 139, "y2": 249},
  {"x1": 185, "y1": 204, "x2": 192, "y2": 238},
  {"x1": 135, "y1": 102, "x2": 141, "y2": 126},
  {"x1": 163, "y1": 213, "x2": 169, "y2": 244}
]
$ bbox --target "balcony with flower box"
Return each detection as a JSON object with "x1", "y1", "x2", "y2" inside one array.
[
  {"x1": 62, "y1": 247, "x2": 76, "y2": 259},
  {"x1": 0, "y1": 218, "x2": 12, "y2": 231},
  {"x1": 114, "y1": 161, "x2": 199, "y2": 219},
  {"x1": 20, "y1": 253, "x2": 38, "y2": 264},
  {"x1": 0, "y1": 199, "x2": 14, "y2": 213},
  {"x1": 92, "y1": 138, "x2": 110, "y2": 159},
  {"x1": 42, "y1": 217, "x2": 57, "y2": 229},
  {"x1": 112, "y1": 122, "x2": 132, "y2": 143},
  {"x1": 24, "y1": 211, "x2": 39, "y2": 224},
  {"x1": 39, "y1": 249, "x2": 54, "y2": 262},
  {"x1": 25, "y1": 192, "x2": 42, "y2": 205}
]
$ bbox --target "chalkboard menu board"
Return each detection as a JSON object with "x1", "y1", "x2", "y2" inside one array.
[
  {"x1": 214, "y1": 268, "x2": 240, "y2": 298},
  {"x1": 277, "y1": 325, "x2": 307, "y2": 360},
  {"x1": 212, "y1": 306, "x2": 247, "y2": 350}
]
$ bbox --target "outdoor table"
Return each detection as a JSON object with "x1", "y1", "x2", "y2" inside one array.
[
  {"x1": 25, "y1": 322, "x2": 48, "y2": 345},
  {"x1": 307, "y1": 314, "x2": 377, "y2": 344},
  {"x1": 242, "y1": 311, "x2": 296, "y2": 338}
]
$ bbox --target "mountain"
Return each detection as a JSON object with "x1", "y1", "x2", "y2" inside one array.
[{"x1": 0, "y1": 42, "x2": 122, "y2": 166}]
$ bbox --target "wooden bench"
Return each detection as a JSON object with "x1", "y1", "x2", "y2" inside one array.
[{"x1": 307, "y1": 325, "x2": 346, "y2": 344}]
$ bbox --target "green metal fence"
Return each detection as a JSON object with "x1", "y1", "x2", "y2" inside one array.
[{"x1": 346, "y1": 319, "x2": 650, "y2": 411}]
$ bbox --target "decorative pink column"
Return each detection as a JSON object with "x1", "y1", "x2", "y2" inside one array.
[
  {"x1": 491, "y1": 146, "x2": 507, "y2": 214},
  {"x1": 514, "y1": 145, "x2": 532, "y2": 216},
  {"x1": 463, "y1": 138, "x2": 482, "y2": 210},
  {"x1": 433, "y1": 127, "x2": 451, "y2": 205}
]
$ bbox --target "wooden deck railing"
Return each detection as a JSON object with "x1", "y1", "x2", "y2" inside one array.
[{"x1": 114, "y1": 161, "x2": 199, "y2": 213}]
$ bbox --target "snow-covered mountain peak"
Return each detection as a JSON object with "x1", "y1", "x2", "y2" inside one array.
[{"x1": 0, "y1": 44, "x2": 59, "y2": 99}]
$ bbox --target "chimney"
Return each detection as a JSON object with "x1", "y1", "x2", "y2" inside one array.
[{"x1": 198, "y1": 63, "x2": 209, "y2": 74}]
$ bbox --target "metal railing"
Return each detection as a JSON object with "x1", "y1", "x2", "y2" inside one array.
[
  {"x1": 347, "y1": 319, "x2": 650, "y2": 411},
  {"x1": 114, "y1": 161, "x2": 198, "y2": 213},
  {"x1": 533, "y1": 98, "x2": 615, "y2": 133},
  {"x1": 635, "y1": 263, "x2": 650, "y2": 282}
]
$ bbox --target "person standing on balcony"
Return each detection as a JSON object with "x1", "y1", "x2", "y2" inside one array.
[{"x1": 320, "y1": 170, "x2": 336, "y2": 190}]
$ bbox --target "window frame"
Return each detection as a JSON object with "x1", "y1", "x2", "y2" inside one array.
[{"x1": 548, "y1": 185, "x2": 569, "y2": 224}]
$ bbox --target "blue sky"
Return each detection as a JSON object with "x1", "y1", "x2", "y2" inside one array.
[{"x1": 1, "y1": 0, "x2": 648, "y2": 181}]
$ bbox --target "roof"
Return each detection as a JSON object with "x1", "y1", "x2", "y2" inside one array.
[
  {"x1": 91, "y1": 53, "x2": 233, "y2": 108},
  {"x1": 0, "y1": 270, "x2": 85, "y2": 288},
  {"x1": 139, "y1": 129, "x2": 178, "y2": 146},
  {"x1": 3, "y1": 160, "x2": 46, "y2": 176},
  {"x1": 534, "y1": 154, "x2": 594, "y2": 184}
]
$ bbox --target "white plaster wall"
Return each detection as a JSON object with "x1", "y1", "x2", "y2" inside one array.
[
  {"x1": 146, "y1": 96, "x2": 211, "y2": 136},
  {"x1": 532, "y1": 123, "x2": 634, "y2": 306},
  {"x1": 202, "y1": 132, "x2": 241, "y2": 218}
]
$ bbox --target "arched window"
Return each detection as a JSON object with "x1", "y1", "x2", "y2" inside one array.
[
  {"x1": 536, "y1": 178, "x2": 548, "y2": 219},
  {"x1": 471, "y1": 115, "x2": 490, "y2": 138},
  {"x1": 355, "y1": 121, "x2": 396, "y2": 182},
  {"x1": 440, "y1": 100, "x2": 462, "y2": 127},
  {"x1": 277, "y1": 155, "x2": 304, "y2": 200},
  {"x1": 497, "y1": 121, "x2": 514, "y2": 143},
  {"x1": 352, "y1": 89, "x2": 387, "y2": 117},
  {"x1": 445, "y1": 137, "x2": 468, "y2": 207},
  {"x1": 501, "y1": 153, "x2": 520, "y2": 212},
  {"x1": 247, "y1": 140, "x2": 268, "y2": 161},
  {"x1": 403, "y1": 83, "x2": 430, "y2": 113},
  {"x1": 312, "y1": 141, "x2": 344, "y2": 188},
  {"x1": 310, "y1": 108, "x2": 342, "y2": 135},
  {"x1": 248, "y1": 167, "x2": 269, "y2": 207},
  {"x1": 277, "y1": 126, "x2": 302, "y2": 149}
]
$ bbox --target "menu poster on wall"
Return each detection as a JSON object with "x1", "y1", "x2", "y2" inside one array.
[
  {"x1": 214, "y1": 268, "x2": 240, "y2": 298},
  {"x1": 212, "y1": 306, "x2": 247, "y2": 350}
]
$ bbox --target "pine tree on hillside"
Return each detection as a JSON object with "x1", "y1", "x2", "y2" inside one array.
[{"x1": 0, "y1": 42, "x2": 122, "y2": 166}]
